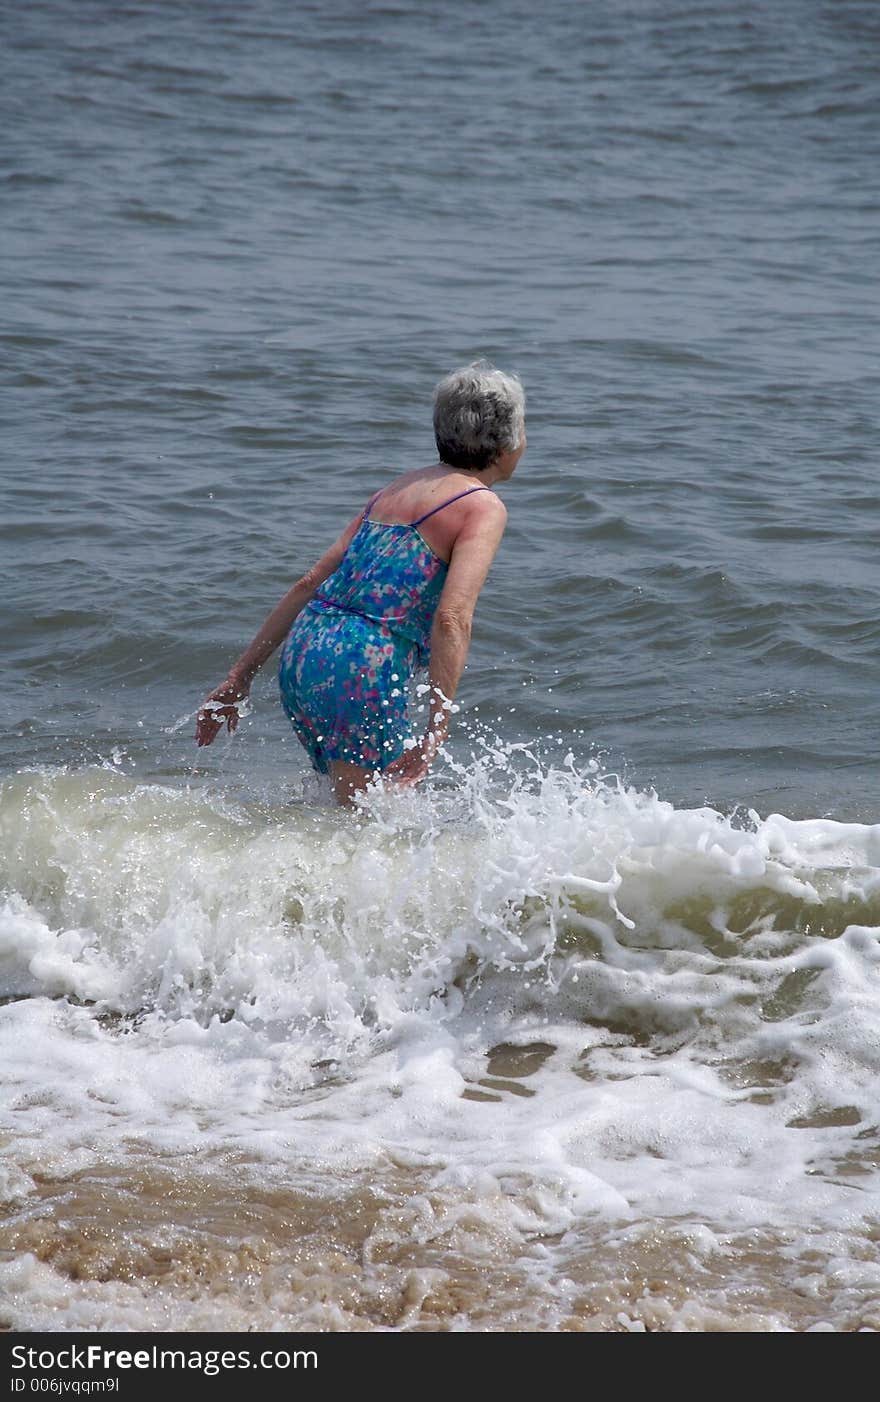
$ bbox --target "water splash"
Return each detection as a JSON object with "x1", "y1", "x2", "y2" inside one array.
[{"x1": 2, "y1": 746, "x2": 880, "y2": 1331}]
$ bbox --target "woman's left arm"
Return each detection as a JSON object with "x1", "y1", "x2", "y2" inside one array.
[{"x1": 196, "y1": 508, "x2": 364, "y2": 746}]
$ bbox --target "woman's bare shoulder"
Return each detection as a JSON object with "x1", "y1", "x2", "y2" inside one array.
[
  {"x1": 472, "y1": 488, "x2": 507, "y2": 516},
  {"x1": 460, "y1": 488, "x2": 507, "y2": 530}
]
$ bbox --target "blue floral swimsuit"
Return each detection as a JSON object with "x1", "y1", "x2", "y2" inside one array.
[{"x1": 278, "y1": 486, "x2": 490, "y2": 774}]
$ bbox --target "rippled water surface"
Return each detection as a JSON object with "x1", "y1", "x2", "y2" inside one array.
[{"x1": 2, "y1": 0, "x2": 880, "y2": 1333}]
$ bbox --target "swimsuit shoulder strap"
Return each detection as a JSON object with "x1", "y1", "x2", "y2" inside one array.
[
  {"x1": 411, "y1": 486, "x2": 492, "y2": 528},
  {"x1": 363, "y1": 491, "x2": 382, "y2": 520}
]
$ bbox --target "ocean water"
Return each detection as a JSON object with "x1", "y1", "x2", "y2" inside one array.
[{"x1": 2, "y1": 0, "x2": 880, "y2": 1332}]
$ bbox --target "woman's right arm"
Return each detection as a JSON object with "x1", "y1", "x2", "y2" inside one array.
[
  {"x1": 383, "y1": 495, "x2": 508, "y2": 785},
  {"x1": 195, "y1": 508, "x2": 364, "y2": 747}
]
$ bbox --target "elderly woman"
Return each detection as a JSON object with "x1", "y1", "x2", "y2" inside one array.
[{"x1": 196, "y1": 362, "x2": 526, "y2": 803}]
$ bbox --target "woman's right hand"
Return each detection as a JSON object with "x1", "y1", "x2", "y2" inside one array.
[
  {"x1": 382, "y1": 726, "x2": 444, "y2": 789},
  {"x1": 195, "y1": 675, "x2": 250, "y2": 747}
]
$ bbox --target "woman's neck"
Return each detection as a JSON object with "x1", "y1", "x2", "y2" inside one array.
[{"x1": 437, "y1": 459, "x2": 505, "y2": 487}]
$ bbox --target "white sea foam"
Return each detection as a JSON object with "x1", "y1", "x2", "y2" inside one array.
[{"x1": 1, "y1": 757, "x2": 879, "y2": 1329}]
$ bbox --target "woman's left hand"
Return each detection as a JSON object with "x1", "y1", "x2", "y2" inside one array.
[{"x1": 196, "y1": 676, "x2": 250, "y2": 747}]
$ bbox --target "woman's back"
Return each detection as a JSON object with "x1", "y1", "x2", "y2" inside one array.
[
  {"x1": 311, "y1": 476, "x2": 493, "y2": 662},
  {"x1": 362, "y1": 466, "x2": 498, "y2": 564}
]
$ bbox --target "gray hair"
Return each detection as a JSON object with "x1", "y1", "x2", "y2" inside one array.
[{"x1": 432, "y1": 361, "x2": 525, "y2": 472}]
